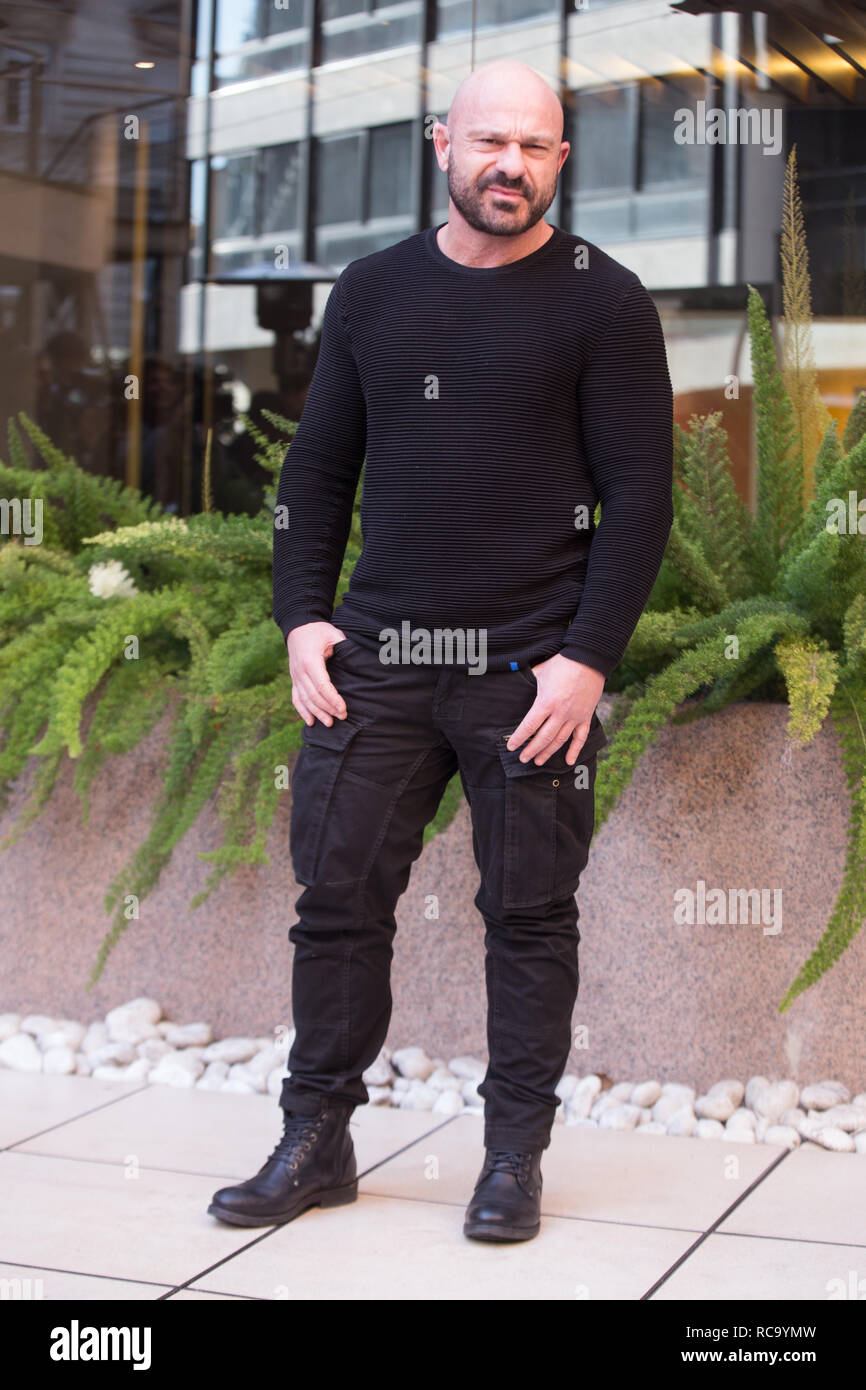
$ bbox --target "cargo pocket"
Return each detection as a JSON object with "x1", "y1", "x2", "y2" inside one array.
[
  {"x1": 496, "y1": 713, "x2": 608, "y2": 909},
  {"x1": 289, "y1": 713, "x2": 374, "y2": 885}
]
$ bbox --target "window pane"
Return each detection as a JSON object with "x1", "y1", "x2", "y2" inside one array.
[
  {"x1": 641, "y1": 77, "x2": 710, "y2": 186},
  {"x1": 574, "y1": 86, "x2": 634, "y2": 192},
  {"x1": 369, "y1": 123, "x2": 412, "y2": 217},
  {"x1": 211, "y1": 153, "x2": 257, "y2": 238},
  {"x1": 215, "y1": 0, "x2": 263, "y2": 51},
  {"x1": 314, "y1": 134, "x2": 361, "y2": 225},
  {"x1": 261, "y1": 143, "x2": 303, "y2": 233}
]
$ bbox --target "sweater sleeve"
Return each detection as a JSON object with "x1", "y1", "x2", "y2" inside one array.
[
  {"x1": 272, "y1": 273, "x2": 367, "y2": 644},
  {"x1": 559, "y1": 278, "x2": 674, "y2": 679}
]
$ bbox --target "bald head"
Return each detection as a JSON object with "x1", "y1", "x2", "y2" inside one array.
[
  {"x1": 433, "y1": 59, "x2": 569, "y2": 243},
  {"x1": 446, "y1": 61, "x2": 564, "y2": 143}
]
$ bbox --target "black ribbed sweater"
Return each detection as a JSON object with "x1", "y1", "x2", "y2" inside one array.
[{"x1": 272, "y1": 221, "x2": 674, "y2": 679}]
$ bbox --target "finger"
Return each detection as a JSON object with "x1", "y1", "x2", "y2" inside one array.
[
  {"x1": 518, "y1": 717, "x2": 576, "y2": 765},
  {"x1": 505, "y1": 701, "x2": 547, "y2": 754},
  {"x1": 297, "y1": 665, "x2": 347, "y2": 725},
  {"x1": 565, "y1": 724, "x2": 591, "y2": 765}
]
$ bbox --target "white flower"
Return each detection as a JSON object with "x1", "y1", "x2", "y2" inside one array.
[{"x1": 88, "y1": 559, "x2": 140, "y2": 599}]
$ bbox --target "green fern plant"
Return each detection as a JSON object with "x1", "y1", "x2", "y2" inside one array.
[
  {"x1": 0, "y1": 407, "x2": 366, "y2": 986},
  {"x1": 596, "y1": 288, "x2": 865, "y2": 1011}
]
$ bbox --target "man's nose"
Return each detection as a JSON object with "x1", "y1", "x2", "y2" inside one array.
[{"x1": 494, "y1": 143, "x2": 528, "y2": 179}]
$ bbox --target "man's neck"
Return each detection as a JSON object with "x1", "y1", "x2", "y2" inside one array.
[{"x1": 435, "y1": 217, "x2": 554, "y2": 269}]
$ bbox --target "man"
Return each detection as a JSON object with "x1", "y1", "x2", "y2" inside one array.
[{"x1": 209, "y1": 58, "x2": 673, "y2": 1242}]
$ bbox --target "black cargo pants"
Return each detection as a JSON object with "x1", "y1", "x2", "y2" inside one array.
[{"x1": 282, "y1": 635, "x2": 608, "y2": 1152}]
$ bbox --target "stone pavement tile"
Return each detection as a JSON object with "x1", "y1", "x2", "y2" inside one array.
[
  {"x1": 359, "y1": 1116, "x2": 781, "y2": 1230},
  {"x1": 652, "y1": 1232, "x2": 866, "y2": 1301},
  {"x1": 0, "y1": 1262, "x2": 172, "y2": 1301},
  {"x1": 0, "y1": 1151, "x2": 258, "y2": 1287},
  {"x1": 0, "y1": 1072, "x2": 143, "y2": 1148},
  {"x1": 186, "y1": 1192, "x2": 696, "y2": 1300},
  {"x1": 717, "y1": 1145, "x2": 866, "y2": 1245},
  {"x1": 166, "y1": 1288, "x2": 254, "y2": 1300},
  {"x1": 13, "y1": 1078, "x2": 453, "y2": 1180}
]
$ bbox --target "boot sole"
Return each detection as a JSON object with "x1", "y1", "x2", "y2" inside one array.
[
  {"x1": 208, "y1": 1179, "x2": 358, "y2": 1228},
  {"x1": 463, "y1": 1219, "x2": 540, "y2": 1242}
]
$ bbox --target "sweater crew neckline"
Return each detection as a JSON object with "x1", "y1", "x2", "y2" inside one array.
[{"x1": 423, "y1": 221, "x2": 565, "y2": 277}]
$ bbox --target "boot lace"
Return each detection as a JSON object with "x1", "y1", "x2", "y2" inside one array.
[
  {"x1": 484, "y1": 1149, "x2": 532, "y2": 1180},
  {"x1": 267, "y1": 1112, "x2": 325, "y2": 1171}
]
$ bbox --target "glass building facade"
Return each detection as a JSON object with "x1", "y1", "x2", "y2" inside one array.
[{"x1": 0, "y1": 0, "x2": 864, "y2": 514}]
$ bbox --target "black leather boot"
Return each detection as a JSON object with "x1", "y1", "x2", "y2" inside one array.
[
  {"x1": 207, "y1": 1094, "x2": 357, "y2": 1228},
  {"x1": 463, "y1": 1148, "x2": 544, "y2": 1242}
]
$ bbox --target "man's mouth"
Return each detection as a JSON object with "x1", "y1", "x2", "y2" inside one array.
[{"x1": 487, "y1": 186, "x2": 524, "y2": 198}]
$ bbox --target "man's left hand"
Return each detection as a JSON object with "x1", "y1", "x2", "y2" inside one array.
[{"x1": 506, "y1": 654, "x2": 605, "y2": 766}]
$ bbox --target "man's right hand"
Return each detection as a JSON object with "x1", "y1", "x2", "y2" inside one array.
[{"x1": 287, "y1": 622, "x2": 349, "y2": 727}]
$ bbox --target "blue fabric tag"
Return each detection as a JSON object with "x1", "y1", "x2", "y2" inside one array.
[{"x1": 509, "y1": 660, "x2": 518, "y2": 670}]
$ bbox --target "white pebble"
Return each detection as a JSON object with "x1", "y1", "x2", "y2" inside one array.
[
  {"x1": 779, "y1": 1107, "x2": 806, "y2": 1128},
  {"x1": 161, "y1": 1022, "x2": 213, "y2": 1048},
  {"x1": 744, "y1": 1075, "x2": 770, "y2": 1110},
  {"x1": 81, "y1": 1023, "x2": 110, "y2": 1054},
  {"x1": 362, "y1": 1049, "x2": 395, "y2": 1087},
  {"x1": 461, "y1": 1079, "x2": 483, "y2": 1106},
  {"x1": 799, "y1": 1082, "x2": 847, "y2": 1109},
  {"x1": 695, "y1": 1092, "x2": 737, "y2": 1122},
  {"x1": 753, "y1": 1080, "x2": 799, "y2": 1122},
  {"x1": 854, "y1": 1132, "x2": 866, "y2": 1154},
  {"x1": 631, "y1": 1080, "x2": 662, "y2": 1108},
  {"x1": 590, "y1": 1092, "x2": 624, "y2": 1120},
  {"x1": 666, "y1": 1106, "x2": 697, "y2": 1137},
  {"x1": 763, "y1": 1125, "x2": 800, "y2": 1149},
  {"x1": 432, "y1": 1088, "x2": 464, "y2": 1117},
  {"x1": 708, "y1": 1078, "x2": 745, "y2": 1106},
  {"x1": 426, "y1": 1067, "x2": 462, "y2": 1093},
  {"x1": 220, "y1": 1078, "x2": 257, "y2": 1093},
  {"x1": 566, "y1": 1116, "x2": 598, "y2": 1128},
  {"x1": 74, "y1": 1054, "x2": 92, "y2": 1076},
  {"x1": 88, "y1": 1043, "x2": 136, "y2": 1069},
  {"x1": 599, "y1": 1103, "x2": 642, "y2": 1131},
  {"x1": 40, "y1": 1022, "x2": 86, "y2": 1052},
  {"x1": 18, "y1": 1014, "x2": 59, "y2": 1038},
  {"x1": 246, "y1": 1045, "x2": 287, "y2": 1082},
  {"x1": 391, "y1": 1047, "x2": 435, "y2": 1081},
  {"x1": 228, "y1": 1063, "x2": 266, "y2": 1093},
  {"x1": 0, "y1": 1033, "x2": 43, "y2": 1072},
  {"x1": 395, "y1": 1080, "x2": 437, "y2": 1111},
  {"x1": 0, "y1": 1013, "x2": 21, "y2": 1041},
  {"x1": 726, "y1": 1128, "x2": 756, "y2": 1144},
  {"x1": 695, "y1": 1119, "x2": 726, "y2": 1139},
  {"x1": 201, "y1": 1037, "x2": 259, "y2": 1065},
  {"x1": 726, "y1": 1107, "x2": 757, "y2": 1130},
  {"x1": 42, "y1": 1046, "x2": 76, "y2": 1076},
  {"x1": 555, "y1": 1074, "x2": 580, "y2": 1104},
  {"x1": 815, "y1": 1104, "x2": 866, "y2": 1133},
  {"x1": 639, "y1": 1121, "x2": 668, "y2": 1135},
  {"x1": 652, "y1": 1094, "x2": 687, "y2": 1125},
  {"x1": 447, "y1": 1055, "x2": 485, "y2": 1081},
  {"x1": 661, "y1": 1083, "x2": 695, "y2": 1106},
  {"x1": 566, "y1": 1076, "x2": 601, "y2": 1120},
  {"x1": 123, "y1": 1058, "x2": 152, "y2": 1081},
  {"x1": 91, "y1": 1064, "x2": 130, "y2": 1082},
  {"x1": 609, "y1": 1081, "x2": 634, "y2": 1101},
  {"x1": 809, "y1": 1127, "x2": 856, "y2": 1153},
  {"x1": 105, "y1": 998, "x2": 162, "y2": 1045},
  {"x1": 150, "y1": 1051, "x2": 204, "y2": 1087}
]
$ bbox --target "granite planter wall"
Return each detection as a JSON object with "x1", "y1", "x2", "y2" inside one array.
[{"x1": 1, "y1": 695, "x2": 862, "y2": 1091}]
